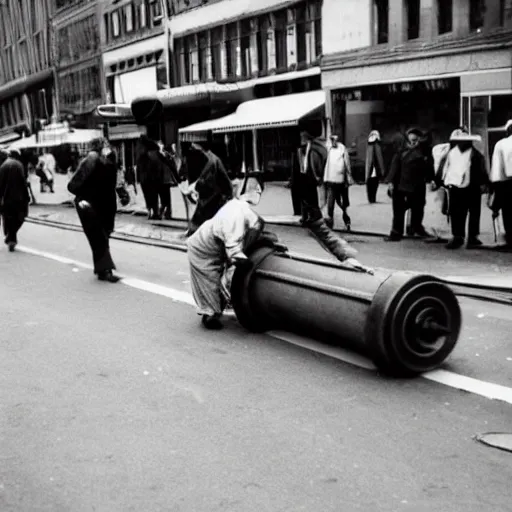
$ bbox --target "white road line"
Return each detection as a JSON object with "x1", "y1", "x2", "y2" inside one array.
[{"x1": 14, "y1": 245, "x2": 512, "y2": 406}]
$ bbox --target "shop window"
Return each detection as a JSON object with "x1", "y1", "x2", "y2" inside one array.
[
  {"x1": 373, "y1": 0, "x2": 389, "y2": 44},
  {"x1": 125, "y1": 4, "x2": 134, "y2": 32},
  {"x1": 112, "y1": 10, "x2": 121, "y2": 38},
  {"x1": 225, "y1": 22, "x2": 240, "y2": 78},
  {"x1": 240, "y1": 19, "x2": 252, "y2": 77},
  {"x1": 406, "y1": 0, "x2": 420, "y2": 39},
  {"x1": 437, "y1": 0, "x2": 452, "y2": 34},
  {"x1": 211, "y1": 26, "x2": 226, "y2": 81},
  {"x1": 188, "y1": 34, "x2": 199, "y2": 82},
  {"x1": 257, "y1": 15, "x2": 269, "y2": 74},
  {"x1": 469, "y1": 0, "x2": 485, "y2": 31},
  {"x1": 273, "y1": 11, "x2": 287, "y2": 71},
  {"x1": 198, "y1": 31, "x2": 212, "y2": 82}
]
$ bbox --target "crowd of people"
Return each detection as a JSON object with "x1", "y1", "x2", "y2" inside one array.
[{"x1": 3, "y1": 117, "x2": 512, "y2": 331}]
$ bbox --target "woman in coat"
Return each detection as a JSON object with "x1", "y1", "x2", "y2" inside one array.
[
  {"x1": 68, "y1": 140, "x2": 127, "y2": 282},
  {"x1": 0, "y1": 149, "x2": 30, "y2": 251},
  {"x1": 365, "y1": 130, "x2": 386, "y2": 203}
]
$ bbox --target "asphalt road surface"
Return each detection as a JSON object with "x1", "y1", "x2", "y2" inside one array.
[{"x1": 1, "y1": 223, "x2": 511, "y2": 512}]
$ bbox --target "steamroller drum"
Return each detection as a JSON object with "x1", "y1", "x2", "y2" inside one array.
[
  {"x1": 365, "y1": 273, "x2": 461, "y2": 376},
  {"x1": 231, "y1": 245, "x2": 462, "y2": 377}
]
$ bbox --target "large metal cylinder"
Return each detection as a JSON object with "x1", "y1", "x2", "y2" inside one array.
[{"x1": 231, "y1": 246, "x2": 461, "y2": 376}]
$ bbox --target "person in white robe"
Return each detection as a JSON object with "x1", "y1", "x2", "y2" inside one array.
[{"x1": 187, "y1": 176, "x2": 374, "y2": 330}]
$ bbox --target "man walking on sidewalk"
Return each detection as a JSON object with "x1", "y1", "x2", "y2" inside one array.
[
  {"x1": 324, "y1": 134, "x2": 353, "y2": 231},
  {"x1": 0, "y1": 149, "x2": 30, "y2": 252},
  {"x1": 490, "y1": 119, "x2": 512, "y2": 250},
  {"x1": 385, "y1": 128, "x2": 434, "y2": 241}
]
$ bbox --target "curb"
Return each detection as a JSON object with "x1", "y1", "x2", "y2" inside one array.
[{"x1": 25, "y1": 214, "x2": 512, "y2": 298}]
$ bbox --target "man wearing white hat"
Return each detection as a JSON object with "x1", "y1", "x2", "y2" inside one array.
[
  {"x1": 489, "y1": 120, "x2": 512, "y2": 248},
  {"x1": 438, "y1": 129, "x2": 488, "y2": 249}
]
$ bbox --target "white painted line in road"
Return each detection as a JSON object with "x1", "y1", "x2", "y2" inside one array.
[
  {"x1": 14, "y1": 244, "x2": 512, "y2": 406},
  {"x1": 424, "y1": 369, "x2": 512, "y2": 405}
]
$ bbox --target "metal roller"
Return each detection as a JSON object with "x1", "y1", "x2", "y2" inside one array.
[{"x1": 230, "y1": 246, "x2": 461, "y2": 376}]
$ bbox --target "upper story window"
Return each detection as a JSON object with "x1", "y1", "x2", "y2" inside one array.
[
  {"x1": 112, "y1": 10, "x2": 121, "y2": 38},
  {"x1": 437, "y1": 0, "x2": 453, "y2": 34},
  {"x1": 150, "y1": 0, "x2": 163, "y2": 26},
  {"x1": 469, "y1": 0, "x2": 485, "y2": 31},
  {"x1": 406, "y1": 0, "x2": 420, "y2": 40},
  {"x1": 125, "y1": 4, "x2": 134, "y2": 32},
  {"x1": 373, "y1": 0, "x2": 389, "y2": 44}
]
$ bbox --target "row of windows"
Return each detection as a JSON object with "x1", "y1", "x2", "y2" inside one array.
[
  {"x1": 59, "y1": 66, "x2": 102, "y2": 109},
  {"x1": 104, "y1": 0, "x2": 163, "y2": 43},
  {"x1": 373, "y1": 0, "x2": 503, "y2": 45},
  {"x1": 0, "y1": 0, "x2": 48, "y2": 48},
  {"x1": 57, "y1": 15, "x2": 100, "y2": 64},
  {"x1": 0, "y1": 32, "x2": 49, "y2": 84},
  {"x1": 174, "y1": 0, "x2": 322, "y2": 86},
  {"x1": 0, "y1": 96, "x2": 24, "y2": 129}
]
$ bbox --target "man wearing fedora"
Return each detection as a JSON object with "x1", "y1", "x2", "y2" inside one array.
[
  {"x1": 490, "y1": 119, "x2": 512, "y2": 249},
  {"x1": 436, "y1": 129, "x2": 488, "y2": 249}
]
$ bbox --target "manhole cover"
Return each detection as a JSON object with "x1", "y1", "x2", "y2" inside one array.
[{"x1": 476, "y1": 433, "x2": 512, "y2": 453}]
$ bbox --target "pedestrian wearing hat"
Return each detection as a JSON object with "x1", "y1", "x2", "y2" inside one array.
[
  {"x1": 490, "y1": 120, "x2": 512, "y2": 249},
  {"x1": 437, "y1": 129, "x2": 488, "y2": 249},
  {"x1": 365, "y1": 130, "x2": 386, "y2": 203},
  {"x1": 385, "y1": 128, "x2": 434, "y2": 241},
  {"x1": 324, "y1": 134, "x2": 353, "y2": 231}
]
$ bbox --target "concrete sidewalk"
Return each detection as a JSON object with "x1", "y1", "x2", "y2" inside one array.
[{"x1": 29, "y1": 173, "x2": 506, "y2": 246}]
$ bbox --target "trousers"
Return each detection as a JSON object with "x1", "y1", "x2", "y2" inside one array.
[
  {"x1": 390, "y1": 189, "x2": 426, "y2": 237},
  {"x1": 448, "y1": 186, "x2": 481, "y2": 240},
  {"x1": 366, "y1": 177, "x2": 379, "y2": 203},
  {"x1": 76, "y1": 203, "x2": 115, "y2": 274},
  {"x1": 2, "y1": 209, "x2": 26, "y2": 244}
]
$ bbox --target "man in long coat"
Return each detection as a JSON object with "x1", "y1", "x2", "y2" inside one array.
[
  {"x1": 68, "y1": 139, "x2": 122, "y2": 282},
  {"x1": 186, "y1": 136, "x2": 233, "y2": 235},
  {"x1": 0, "y1": 149, "x2": 30, "y2": 251}
]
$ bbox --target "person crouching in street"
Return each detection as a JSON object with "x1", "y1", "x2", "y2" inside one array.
[
  {"x1": 187, "y1": 176, "x2": 266, "y2": 330},
  {"x1": 436, "y1": 129, "x2": 488, "y2": 249},
  {"x1": 324, "y1": 134, "x2": 353, "y2": 231},
  {"x1": 68, "y1": 139, "x2": 125, "y2": 283},
  {"x1": 0, "y1": 149, "x2": 30, "y2": 252},
  {"x1": 385, "y1": 128, "x2": 434, "y2": 241}
]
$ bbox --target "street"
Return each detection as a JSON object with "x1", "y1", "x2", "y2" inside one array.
[{"x1": 0, "y1": 223, "x2": 511, "y2": 512}]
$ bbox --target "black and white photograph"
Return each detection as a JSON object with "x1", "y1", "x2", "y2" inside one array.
[{"x1": 1, "y1": 0, "x2": 512, "y2": 510}]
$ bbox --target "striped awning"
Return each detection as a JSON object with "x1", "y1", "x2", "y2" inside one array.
[
  {"x1": 179, "y1": 114, "x2": 238, "y2": 141},
  {"x1": 0, "y1": 131, "x2": 21, "y2": 145}
]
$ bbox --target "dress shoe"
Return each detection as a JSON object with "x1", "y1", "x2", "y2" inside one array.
[
  {"x1": 384, "y1": 235, "x2": 402, "y2": 242},
  {"x1": 97, "y1": 270, "x2": 121, "y2": 283},
  {"x1": 7, "y1": 242, "x2": 16, "y2": 252},
  {"x1": 202, "y1": 315, "x2": 223, "y2": 330},
  {"x1": 466, "y1": 238, "x2": 483, "y2": 249},
  {"x1": 445, "y1": 237, "x2": 464, "y2": 250}
]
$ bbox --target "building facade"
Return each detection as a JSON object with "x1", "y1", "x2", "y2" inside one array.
[
  {"x1": 125, "y1": 0, "x2": 323, "y2": 177},
  {"x1": 322, "y1": 0, "x2": 512, "y2": 171},
  {"x1": 0, "y1": 0, "x2": 54, "y2": 145},
  {"x1": 96, "y1": 0, "x2": 169, "y2": 172},
  {"x1": 52, "y1": 0, "x2": 104, "y2": 128}
]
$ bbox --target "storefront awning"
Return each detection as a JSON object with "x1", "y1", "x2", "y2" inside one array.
[
  {"x1": 212, "y1": 90, "x2": 326, "y2": 133},
  {"x1": 179, "y1": 114, "x2": 238, "y2": 142},
  {"x1": 0, "y1": 132, "x2": 21, "y2": 145},
  {"x1": 108, "y1": 124, "x2": 147, "y2": 141}
]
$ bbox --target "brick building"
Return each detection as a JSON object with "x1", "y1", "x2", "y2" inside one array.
[
  {"x1": 0, "y1": 0, "x2": 54, "y2": 146},
  {"x1": 53, "y1": 0, "x2": 104, "y2": 128},
  {"x1": 322, "y1": 0, "x2": 512, "y2": 170}
]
